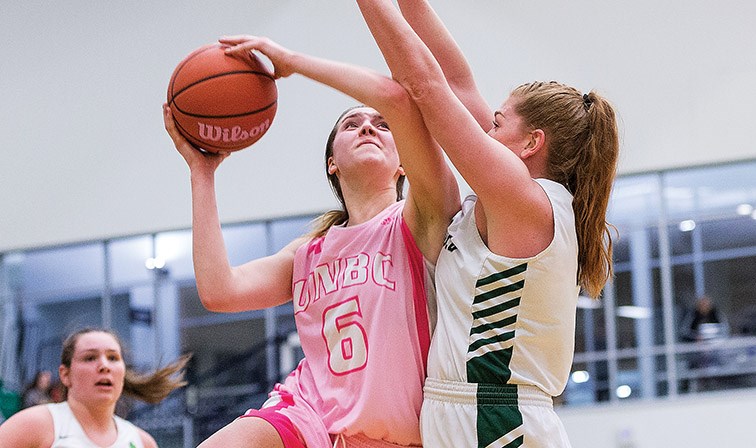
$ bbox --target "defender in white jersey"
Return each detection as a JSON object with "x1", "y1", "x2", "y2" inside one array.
[
  {"x1": 355, "y1": 2, "x2": 621, "y2": 446},
  {"x1": 166, "y1": 33, "x2": 459, "y2": 447},
  {"x1": 422, "y1": 184, "x2": 577, "y2": 447},
  {"x1": 0, "y1": 328, "x2": 188, "y2": 448}
]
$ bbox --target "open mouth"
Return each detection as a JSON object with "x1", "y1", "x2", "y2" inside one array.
[{"x1": 95, "y1": 379, "x2": 113, "y2": 387}]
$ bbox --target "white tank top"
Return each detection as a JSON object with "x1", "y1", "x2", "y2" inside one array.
[
  {"x1": 47, "y1": 401, "x2": 145, "y2": 448},
  {"x1": 430, "y1": 179, "x2": 580, "y2": 396}
]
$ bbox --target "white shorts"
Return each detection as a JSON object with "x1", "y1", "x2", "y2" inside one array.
[{"x1": 420, "y1": 378, "x2": 572, "y2": 448}]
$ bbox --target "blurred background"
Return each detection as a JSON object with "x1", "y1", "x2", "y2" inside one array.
[{"x1": 1, "y1": 1, "x2": 755, "y2": 447}]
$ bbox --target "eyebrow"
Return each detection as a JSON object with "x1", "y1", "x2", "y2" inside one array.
[
  {"x1": 78, "y1": 348, "x2": 120, "y2": 355},
  {"x1": 341, "y1": 112, "x2": 385, "y2": 123}
]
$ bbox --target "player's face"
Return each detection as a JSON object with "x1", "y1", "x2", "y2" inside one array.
[
  {"x1": 60, "y1": 332, "x2": 126, "y2": 406},
  {"x1": 488, "y1": 97, "x2": 533, "y2": 158},
  {"x1": 328, "y1": 107, "x2": 401, "y2": 180}
]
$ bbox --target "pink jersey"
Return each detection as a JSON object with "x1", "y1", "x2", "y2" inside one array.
[{"x1": 286, "y1": 200, "x2": 431, "y2": 446}]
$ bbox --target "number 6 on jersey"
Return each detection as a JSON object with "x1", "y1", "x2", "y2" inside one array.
[{"x1": 322, "y1": 297, "x2": 368, "y2": 375}]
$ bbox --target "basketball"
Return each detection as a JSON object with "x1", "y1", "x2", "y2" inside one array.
[{"x1": 167, "y1": 43, "x2": 277, "y2": 153}]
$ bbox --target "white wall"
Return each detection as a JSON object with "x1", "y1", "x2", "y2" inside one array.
[
  {"x1": 558, "y1": 389, "x2": 756, "y2": 447},
  {"x1": 1, "y1": 0, "x2": 755, "y2": 251}
]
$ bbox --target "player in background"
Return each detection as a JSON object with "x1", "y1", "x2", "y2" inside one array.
[{"x1": 0, "y1": 327, "x2": 189, "y2": 448}]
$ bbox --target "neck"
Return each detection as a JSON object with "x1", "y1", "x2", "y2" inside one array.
[
  {"x1": 66, "y1": 397, "x2": 117, "y2": 440},
  {"x1": 341, "y1": 186, "x2": 398, "y2": 226}
]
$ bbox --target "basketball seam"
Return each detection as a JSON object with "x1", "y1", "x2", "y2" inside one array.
[
  {"x1": 173, "y1": 99, "x2": 277, "y2": 119},
  {"x1": 168, "y1": 44, "x2": 220, "y2": 103},
  {"x1": 170, "y1": 70, "x2": 276, "y2": 103}
]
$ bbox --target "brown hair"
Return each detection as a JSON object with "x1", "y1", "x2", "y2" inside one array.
[
  {"x1": 61, "y1": 327, "x2": 190, "y2": 404},
  {"x1": 511, "y1": 81, "x2": 619, "y2": 298},
  {"x1": 309, "y1": 106, "x2": 406, "y2": 237}
]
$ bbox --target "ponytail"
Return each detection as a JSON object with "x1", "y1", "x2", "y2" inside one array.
[
  {"x1": 512, "y1": 82, "x2": 620, "y2": 298},
  {"x1": 573, "y1": 91, "x2": 619, "y2": 297},
  {"x1": 123, "y1": 354, "x2": 191, "y2": 404}
]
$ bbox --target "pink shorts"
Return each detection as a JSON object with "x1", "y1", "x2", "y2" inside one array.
[
  {"x1": 241, "y1": 405, "x2": 306, "y2": 448},
  {"x1": 240, "y1": 383, "x2": 332, "y2": 448},
  {"x1": 240, "y1": 383, "x2": 417, "y2": 448}
]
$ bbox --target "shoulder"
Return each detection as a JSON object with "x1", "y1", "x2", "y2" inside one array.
[
  {"x1": 0, "y1": 404, "x2": 55, "y2": 447},
  {"x1": 138, "y1": 427, "x2": 158, "y2": 448},
  {"x1": 117, "y1": 416, "x2": 157, "y2": 448}
]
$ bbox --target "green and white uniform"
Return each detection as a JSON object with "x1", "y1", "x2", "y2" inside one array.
[
  {"x1": 421, "y1": 179, "x2": 577, "y2": 448},
  {"x1": 48, "y1": 401, "x2": 145, "y2": 448}
]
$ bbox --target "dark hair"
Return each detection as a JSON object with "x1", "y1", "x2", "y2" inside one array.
[
  {"x1": 61, "y1": 327, "x2": 190, "y2": 404},
  {"x1": 511, "y1": 81, "x2": 620, "y2": 298},
  {"x1": 310, "y1": 106, "x2": 406, "y2": 237}
]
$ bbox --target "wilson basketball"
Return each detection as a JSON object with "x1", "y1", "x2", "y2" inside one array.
[{"x1": 167, "y1": 43, "x2": 277, "y2": 153}]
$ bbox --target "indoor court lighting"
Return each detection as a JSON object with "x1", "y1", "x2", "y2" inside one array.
[
  {"x1": 571, "y1": 371, "x2": 590, "y2": 384},
  {"x1": 616, "y1": 305, "x2": 652, "y2": 319},
  {"x1": 736, "y1": 203, "x2": 753, "y2": 215},
  {"x1": 145, "y1": 257, "x2": 166, "y2": 270},
  {"x1": 616, "y1": 385, "x2": 632, "y2": 399},
  {"x1": 577, "y1": 295, "x2": 602, "y2": 309},
  {"x1": 678, "y1": 220, "x2": 696, "y2": 232}
]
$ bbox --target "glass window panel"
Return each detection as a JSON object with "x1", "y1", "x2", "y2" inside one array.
[
  {"x1": 607, "y1": 174, "x2": 662, "y2": 235},
  {"x1": 663, "y1": 161, "x2": 756, "y2": 222},
  {"x1": 109, "y1": 236, "x2": 152, "y2": 288},
  {"x1": 703, "y1": 256, "x2": 756, "y2": 335},
  {"x1": 270, "y1": 216, "x2": 317, "y2": 253},
  {"x1": 615, "y1": 357, "x2": 645, "y2": 402},
  {"x1": 672, "y1": 263, "x2": 697, "y2": 339},
  {"x1": 575, "y1": 304, "x2": 606, "y2": 354},
  {"x1": 156, "y1": 230, "x2": 193, "y2": 281},
  {"x1": 181, "y1": 317, "x2": 267, "y2": 387},
  {"x1": 668, "y1": 223, "x2": 693, "y2": 257},
  {"x1": 654, "y1": 354, "x2": 670, "y2": 398},
  {"x1": 18, "y1": 243, "x2": 104, "y2": 300},
  {"x1": 179, "y1": 284, "x2": 206, "y2": 320},
  {"x1": 700, "y1": 217, "x2": 756, "y2": 252},
  {"x1": 223, "y1": 223, "x2": 267, "y2": 266},
  {"x1": 613, "y1": 272, "x2": 636, "y2": 349},
  {"x1": 650, "y1": 267, "x2": 665, "y2": 346},
  {"x1": 563, "y1": 361, "x2": 604, "y2": 406}
]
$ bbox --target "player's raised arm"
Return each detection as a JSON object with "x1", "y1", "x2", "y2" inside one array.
[
  {"x1": 396, "y1": 0, "x2": 491, "y2": 130},
  {"x1": 221, "y1": 35, "x2": 459, "y2": 263},
  {"x1": 163, "y1": 104, "x2": 299, "y2": 312}
]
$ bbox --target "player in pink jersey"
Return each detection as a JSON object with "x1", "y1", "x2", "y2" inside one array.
[{"x1": 163, "y1": 34, "x2": 461, "y2": 447}]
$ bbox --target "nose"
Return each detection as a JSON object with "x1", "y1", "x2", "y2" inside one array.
[
  {"x1": 359, "y1": 121, "x2": 376, "y2": 136},
  {"x1": 98, "y1": 356, "x2": 111, "y2": 372}
]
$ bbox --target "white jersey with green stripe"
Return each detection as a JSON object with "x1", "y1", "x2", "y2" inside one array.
[{"x1": 429, "y1": 179, "x2": 579, "y2": 396}]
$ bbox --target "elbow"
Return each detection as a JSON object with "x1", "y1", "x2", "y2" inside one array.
[
  {"x1": 380, "y1": 77, "x2": 436, "y2": 118},
  {"x1": 379, "y1": 80, "x2": 414, "y2": 116},
  {"x1": 196, "y1": 283, "x2": 232, "y2": 312},
  {"x1": 394, "y1": 72, "x2": 438, "y2": 106}
]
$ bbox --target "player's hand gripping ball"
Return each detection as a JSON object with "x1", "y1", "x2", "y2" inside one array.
[{"x1": 167, "y1": 43, "x2": 277, "y2": 153}]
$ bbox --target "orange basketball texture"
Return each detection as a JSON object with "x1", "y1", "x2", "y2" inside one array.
[{"x1": 167, "y1": 44, "x2": 277, "y2": 152}]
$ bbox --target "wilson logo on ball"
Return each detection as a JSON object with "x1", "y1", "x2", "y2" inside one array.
[{"x1": 197, "y1": 119, "x2": 271, "y2": 143}]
